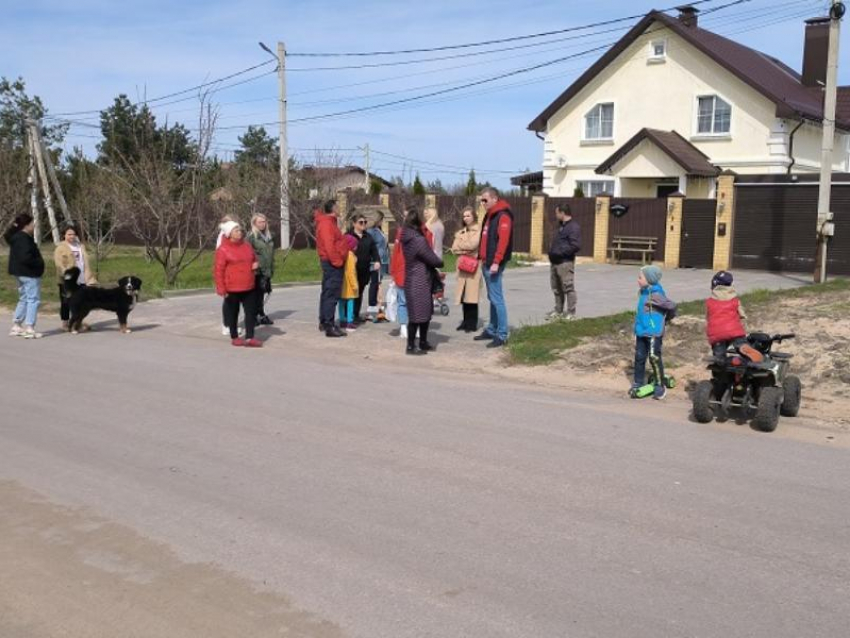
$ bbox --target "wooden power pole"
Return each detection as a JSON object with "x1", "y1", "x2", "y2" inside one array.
[{"x1": 814, "y1": 1, "x2": 844, "y2": 283}]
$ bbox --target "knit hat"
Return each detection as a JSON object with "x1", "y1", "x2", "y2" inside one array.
[
  {"x1": 345, "y1": 234, "x2": 358, "y2": 251},
  {"x1": 711, "y1": 270, "x2": 733, "y2": 288},
  {"x1": 641, "y1": 265, "x2": 663, "y2": 285},
  {"x1": 220, "y1": 221, "x2": 239, "y2": 238}
]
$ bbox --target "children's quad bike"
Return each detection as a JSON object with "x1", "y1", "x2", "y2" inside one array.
[{"x1": 692, "y1": 332, "x2": 801, "y2": 432}]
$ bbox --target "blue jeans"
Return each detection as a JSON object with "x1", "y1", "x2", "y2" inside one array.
[
  {"x1": 634, "y1": 336, "x2": 664, "y2": 386},
  {"x1": 396, "y1": 289, "x2": 408, "y2": 325},
  {"x1": 14, "y1": 276, "x2": 41, "y2": 327},
  {"x1": 484, "y1": 265, "x2": 508, "y2": 340}
]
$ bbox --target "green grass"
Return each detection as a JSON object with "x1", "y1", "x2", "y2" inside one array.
[
  {"x1": 0, "y1": 246, "x2": 325, "y2": 309},
  {"x1": 507, "y1": 277, "x2": 850, "y2": 366}
]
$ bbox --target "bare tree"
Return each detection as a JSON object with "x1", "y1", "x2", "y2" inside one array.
[
  {"x1": 69, "y1": 159, "x2": 122, "y2": 270},
  {"x1": 110, "y1": 93, "x2": 220, "y2": 286},
  {"x1": 0, "y1": 145, "x2": 29, "y2": 232}
]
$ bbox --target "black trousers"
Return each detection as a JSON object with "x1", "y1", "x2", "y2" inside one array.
[
  {"x1": 223, "y1": 290, "x2": 256, "y2": 339},
  {"x1": 368, "y1": 269, "x2": 382, "y2": 307},
  {"x1": 461, "y1": 302, "x2": 478, "y2": 330},
  {"x1": 254, "y1": 275, "x2": 269, "y2": 318},
  {"x1": 353, "y1": 269, "x2": 371, "y2": 319},
  {"x1": 407, "y1": 321, "x2": 430, "y2": 348},
  {"x1": 319, "y1": 261, "x2": 343, "y2": 326}
]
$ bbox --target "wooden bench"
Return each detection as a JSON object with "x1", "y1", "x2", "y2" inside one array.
[{"x1": 608, "y1": 235, "x2": 658, "y2": 265}]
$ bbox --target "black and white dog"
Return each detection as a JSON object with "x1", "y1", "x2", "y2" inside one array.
[{"x1": 62, "y1": 267, "x2": 143, "y2": 334}]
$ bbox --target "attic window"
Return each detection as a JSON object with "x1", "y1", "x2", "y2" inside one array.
[
  {"x1": 584, "y1": 103, "x2": 614, "y2": 140},
  {"x1": 697, "y1": 95, "x2": 731, "y2": 135},
  {"x1": 649, "y1": 39, "x2": 667, "y2": 62}
]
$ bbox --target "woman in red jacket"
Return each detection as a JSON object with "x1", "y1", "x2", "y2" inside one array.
[{"x1": 214, "y1": 221, "x2": 262, "y2": 347}]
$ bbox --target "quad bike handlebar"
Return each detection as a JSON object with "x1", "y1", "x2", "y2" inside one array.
[{"x1": 772, "y1": 333, "x2": 796, "y2": 343}]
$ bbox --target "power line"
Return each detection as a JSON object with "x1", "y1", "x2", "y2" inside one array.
[{"x1": 286, "y1": 0, "x2": 727, "y2": 57}]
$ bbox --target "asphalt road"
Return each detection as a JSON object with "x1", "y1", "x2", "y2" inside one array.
[{"x1": 1, "y1": 322, "x2": 848, "y2": 638}]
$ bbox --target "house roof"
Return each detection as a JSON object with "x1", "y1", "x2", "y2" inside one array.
[
  {"x1": 510, "y1": 170, "x2": 544, "y2": 186},
  {"x1": 528, "y1": 11, "x2": 850, "y2": 133},
  {"x1": 595, "y1": 128, "x2": 719, "y2": 177},
  {"x1": 300, "y1": 165, "x2": 395, "y2": 188}
]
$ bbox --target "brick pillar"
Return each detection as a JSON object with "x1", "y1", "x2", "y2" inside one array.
[
  {"x1": 664, "y1": 192, "x2": 685, "y2": 269},
  {"x1": 425, "y1": 193, "x2": 437, "y2": 210},
  {"x1": 529, "y1": 195, "x2": 546, "y2": 259},
  {"x1": 713, "y1": 171, "x2": 736, "y2": 271},
  {"x1": 593, "y1": 195, "x2": 611, "y2": 264}
]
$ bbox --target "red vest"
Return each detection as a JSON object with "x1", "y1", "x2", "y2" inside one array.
[{"x1": 706, "y1": 297, "x2": 746, "y2": 345}]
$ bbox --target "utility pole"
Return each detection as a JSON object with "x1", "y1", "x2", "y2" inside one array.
[
  {"x1": 363, "y1": 143, "x2": 371, "y2": 191},
  {"x1": 26, "y1": 128, "x2": 40, "y2": 243},
  {"x1": 814, "y1": 0, "x2": 844, "y2": 283},
  {"x1": 27, "y1": 120, "x2": 61, "y2": 244},
  {"x1": 260, "y1": 41, "x2": 289, "y2": 249}
]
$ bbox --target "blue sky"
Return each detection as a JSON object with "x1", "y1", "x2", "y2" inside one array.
[{"x1": 2, "y1": 0, "x2": 846, "y2": 189}]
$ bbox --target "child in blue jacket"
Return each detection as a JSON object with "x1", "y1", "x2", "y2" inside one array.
[{"x1": 632, "y1": 265, "x2": 677, "y2": 400}]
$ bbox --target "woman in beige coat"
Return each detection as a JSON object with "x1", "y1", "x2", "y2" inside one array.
[
  {"x1": 54, "y1": 224, "x2": 97, "y2": 331},
  {"x1": 450, "y1": 206, "x2": 482, "y2": 332}
]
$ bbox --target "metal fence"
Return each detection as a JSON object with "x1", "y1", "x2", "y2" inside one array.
[
  {"x1": 543, "y1": 197, "x2": 596, "y2": 257},
  {"x1": 608, "y1": 198, "x2": 668, "y2": 263}
]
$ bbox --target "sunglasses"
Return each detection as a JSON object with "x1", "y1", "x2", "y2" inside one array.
[{"x1": 356, "y1": 220, "x2": 367, "y2": 225}]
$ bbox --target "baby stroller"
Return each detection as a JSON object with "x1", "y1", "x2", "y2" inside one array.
[{"x1": 431, "y1": 270, "x2": 450, "y2": 317}]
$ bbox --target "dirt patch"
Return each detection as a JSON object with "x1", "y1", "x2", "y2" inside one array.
[{"x1": 536, "y1": 287, "x2": 850, "y2": 432}]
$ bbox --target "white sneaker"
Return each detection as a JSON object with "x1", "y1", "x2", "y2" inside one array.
[
  {"x1": 9, "y1": 324, "x2": 24, "y2": 337},
  {"x1": 399, "y1": 324, "x2": 408, "y2": 339},
  {"x1": 221, "y1": 325, "x2": 229, "y2": 336},
  {"x1": 23, "y1": 327, "x2": 42, "y2": 339}
]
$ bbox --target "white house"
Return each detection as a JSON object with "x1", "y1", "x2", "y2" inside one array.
[{"x1": 527, "y1": 6, "x2": 850, "y2": 198}]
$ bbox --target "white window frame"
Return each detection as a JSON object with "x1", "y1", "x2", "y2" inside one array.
[
  {"x1": 648, "y1": 38, "x2": 667, "y2": 63},
  {"x1": 582, "y1": 102, "x2": 615, "y2": 142},
  {"x1": 694, "y1": 94, "x2": 732, "y2": 137},
  {"x1": 576, "y1": 180, "x2": 615, "y2": 197}
]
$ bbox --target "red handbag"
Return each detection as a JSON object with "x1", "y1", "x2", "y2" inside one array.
[{"x1": 458, "y1": 255, "x2": 479, "y2": 274}]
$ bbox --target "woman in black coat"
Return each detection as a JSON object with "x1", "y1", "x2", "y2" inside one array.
[
  {"x1": 4, "y1": 214, "x2": 45, "y2": 338},
  {"x1": 346, "y1": 212, "x2": 380, "y2": 323},
  {"x1": 400, "y1": 208, "x2": 443, "y2": 355}
]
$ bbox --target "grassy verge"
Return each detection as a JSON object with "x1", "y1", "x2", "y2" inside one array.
[
  {"x1": 0, "y1": 246, "x2": 325, "y2": 309},
  {"x1": 507, "y1": 277, "x2": 850, "y2": 366},
  {"x1": 0, "y1": 246, "x2": 464, "y2": 310}
]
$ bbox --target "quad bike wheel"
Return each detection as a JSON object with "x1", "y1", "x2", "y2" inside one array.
[
  {"x1": 752, "y1": 387, "x2": 782, "y2": 433},
  {"x1": 692, "y1": 380, "x2": 715, "y2": 423},
  {"x1": 780, "y1": 375, "x2": 802, "y2": 417},
  {"x1": 440, "y1": 303, "x2": 450, "y2": 316}
]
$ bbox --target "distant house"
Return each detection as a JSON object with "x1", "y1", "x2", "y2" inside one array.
[
  {"x1": 527, "y1": 6, "x2": 850, "y2": 198},
  {"x1": 296, "y1": 165, "x2": 395, "y2": 198}
]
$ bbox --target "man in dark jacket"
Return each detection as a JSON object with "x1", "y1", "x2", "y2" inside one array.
[
  {"x1": 547, "y1": 204, "x2": 581, "y2": 320},
  {"x1": 315, "y1": 199, "x2": 350, "y2": 338},
  {"x1": 474, "y1": 187, "x2": 514, "y2": 348}
]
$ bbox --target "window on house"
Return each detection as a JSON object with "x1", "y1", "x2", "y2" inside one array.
[
  {"x1": 576, "y1": 180, "x2": 614, "y2": 197},
  {"x1": 584, "y1": 103, "x2": 614, "y2": 140},
  {"x1": 649, "y1": 40, "x2": 666, "y2": 60},
  {"x1": 697, "y1": 95, "x2": 732, "y2": 134}
]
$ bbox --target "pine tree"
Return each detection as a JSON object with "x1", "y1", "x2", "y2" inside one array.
[
  {"x1": 412, "y1": 173, "x2": 425, "y2": 195},
  {"x1": 465, "y1": 169, "x2": 477, "y2": 196}
]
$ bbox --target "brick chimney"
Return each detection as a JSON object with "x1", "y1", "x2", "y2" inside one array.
[
  {"x1": 802, "y1": 17, "x2": 830, "y2": 87},
  {"x1": 676, "y1": 5, "x2": 700, "y2": 28}
]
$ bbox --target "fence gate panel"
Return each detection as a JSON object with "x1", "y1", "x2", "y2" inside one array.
[
  {"x1": 680, "y1": 199, "x2": 716, "y2": 269},
  {"x1": 543, "y1": 197, "x2": 596, "y2": 257},
  {"x1": 608, "y1": 198, "x2": 668, "y2": 262}
]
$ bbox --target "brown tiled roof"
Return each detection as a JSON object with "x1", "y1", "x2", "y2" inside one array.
[
  {"x1": 528, "y1": 11, "x2": 850, "y2": 132},
  {"x1": 596, "y1": 128, "x2": 719, "y2": 177}
]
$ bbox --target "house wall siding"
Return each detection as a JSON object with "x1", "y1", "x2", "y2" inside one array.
[{"x1": 540, "y1": 23, "x2": 849, "y2": 196}]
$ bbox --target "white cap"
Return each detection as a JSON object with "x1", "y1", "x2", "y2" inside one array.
[{"x1": 220, "y1": 220, "x2": 239, "y2": 238}]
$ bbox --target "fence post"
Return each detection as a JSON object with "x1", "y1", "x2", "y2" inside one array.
[
  {"x1": 664, "y1": 192, "x2": 685, "y2": 269},
  {"x1": 713, "y1": 171, "x2": 736, "y2": 271},
  {"x1": 593, "y1": 194, "x2": 611, "y2": 264},
  {"x1": 529, "y1": 194, "x2": 546, "y2": 260}
]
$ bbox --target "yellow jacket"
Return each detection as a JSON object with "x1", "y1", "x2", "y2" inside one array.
[{"x1": 340, "y1": 252, "x2": 359, "y2": 299}]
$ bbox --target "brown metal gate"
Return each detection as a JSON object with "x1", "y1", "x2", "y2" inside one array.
[
  {"x1": 503, "y1": 196, "x2": 532, "y2": 254},
  {"x1": 732, "y1": 183, "x2": 850, "y2": 275},
  {"x1": 608, "y1": 198, "x2": 668, "y2": 262},
  {"x1": 543, "y1": 197, "x2": 595, "y2": 257},
  {"x1": 680, "y1": 199, "x2": 716, "y2": 269}
]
